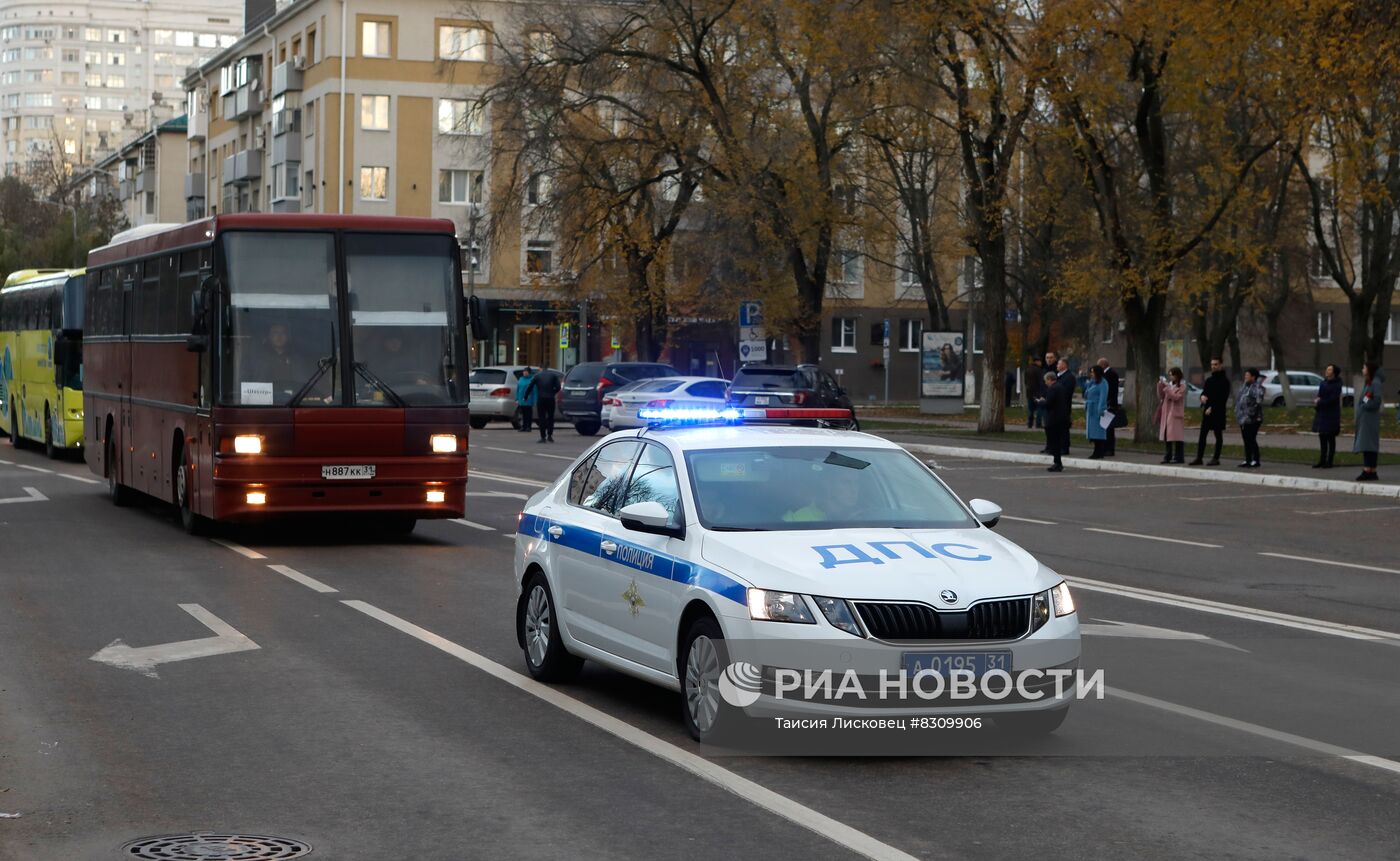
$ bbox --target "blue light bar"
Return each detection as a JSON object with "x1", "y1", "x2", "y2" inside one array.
[{"x1": 637, "y1": 407, "x2": 744, "y2": 424}]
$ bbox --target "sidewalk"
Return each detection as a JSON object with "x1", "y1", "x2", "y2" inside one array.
[{"x1": 870, "y1": 425, "x2": 1400, "y2": 498}]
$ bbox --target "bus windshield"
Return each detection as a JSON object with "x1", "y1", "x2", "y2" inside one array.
[
  {"x1": 345, "y1": 232, "x2": 465, "y2": 406},
  {"x1": 221, "y1": 231, "x2": 341, "y2": 406}
]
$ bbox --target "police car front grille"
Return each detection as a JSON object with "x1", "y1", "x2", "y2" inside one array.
[{"x1": 856, "y1": 598, "x2": 1031, "y2": 641}]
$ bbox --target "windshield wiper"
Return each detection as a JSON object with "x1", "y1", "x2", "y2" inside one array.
[
  {"x1": 289, "y1": 355, "x2": 335, "y2": 407},
  {"x1": 354, "y1": 362, "x2": 407, "y2": 407}
]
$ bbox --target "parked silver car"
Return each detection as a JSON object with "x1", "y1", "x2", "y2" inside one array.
[
  {"x1": 602, "y1": 376, "x2": 729, "y2": 429},
  {"x1": 469, "y1": 366, "x2": 531, "y2": 429},
  {"x1": 1258, "y1": 370, "x2": 1354, "y2": 408}
]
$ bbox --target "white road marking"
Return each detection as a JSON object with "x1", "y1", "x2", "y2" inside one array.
[
  {"x1": 1067, "y1": 574, "x2": 1400, "y2": 643},
  {"x1": 1298, "y1": 504, "x2": 1400, "y2": 515},
  {"x1": 57, "y1": 472, "x2": 102, "y2": 485},
  {"x1": 537, "y1": 452, "x2": 574, "y2": 460},
  {"x1": 1259, "y1": 552, "x2": 1400, "y2": 577},
  {"x1": 991, "y1": 474, "x2": 1065, "y2": 481},
  {"x1": 1080, "y1": 619, "x2": 1246, "y2": 651},
  {"x1": 1076, "y1": 481, "x2": 1213, "y2": 490},
  {"x1": 89, "y1": 604, "x2": 260, "y2": 678},
  {"x1": 0, "y1": 486, "x2": 46, "y2": 505},
  {"x1": 466, "y1": 490, "x2": 530, "y2": 500},
  {"x1": 1181, "y1": 490, "x2": 1326, "y2": 501},
  {"x1": 1083, "y1": 527, "x2": 1222, "y2": 549},
  {"x1": 1001, "y1": 515, "x2": 1058, "y2": 525},
  {"x1": 451, "y1": 518, "x2": 496, "y2": 531},
  {"x1": 484, "y1": 446, "x2": 526, "y2": 454},
  {"x1": 15, "y1": 464, "x2": 51, "y2": 474},
  {"x1": 471, "y1": 471, "x2": 550, "y2": 488},
  {"x1": 0, "y1": 458, "x2": 11, "y2": 464},
  {"x1": 267, "y1": 564, "x2": 338, "y2": 593},
  {"x1": 1108, "y1": 687, "x2": 1400, "y2": 776},
  {"x1": 211, "y1": 538, "x2": 267, "y2": 560},
  {"x1": 342, "y1": 600, "x2": 919, "y2": 861}
]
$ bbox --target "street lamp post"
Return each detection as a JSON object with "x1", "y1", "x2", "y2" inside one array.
[{"x1": 463, "y1": 203, "x2": 480, "y2": 362}]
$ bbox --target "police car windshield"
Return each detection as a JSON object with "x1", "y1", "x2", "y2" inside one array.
[{"x1": 684, "y1": 446, "x2": 977, "y2": 531}]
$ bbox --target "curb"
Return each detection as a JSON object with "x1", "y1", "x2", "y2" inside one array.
[{"x1": 902, "y1": 443, "x2": 1400, "y2": 499}]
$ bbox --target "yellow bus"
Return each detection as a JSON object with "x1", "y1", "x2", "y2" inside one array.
[{"x1": 0, "y1": 268, "x2": 86, "y2": 457}]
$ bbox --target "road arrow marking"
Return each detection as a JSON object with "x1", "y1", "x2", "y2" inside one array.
[
  {"x1": 90, "y1": 604, "x2": 260, "y2": 678},
  {"x1": 0, "y1": 487, "x2": 46, "y2": 505},
  {"x1": 1080, "y1": 618, "x2": 1248, "y2": 652}
]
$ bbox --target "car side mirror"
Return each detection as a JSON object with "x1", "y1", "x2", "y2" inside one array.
[
  {"x1": 185, "y1": 334, "x2": 209, "y2": 353},
  {"x1": 618, "y1": 500, "x2": 684, "y2": 538},
  {"x1": 467, "y1": 294, "x2": 489, "y2": 342},
  {"x1": 969, "y1": 498, "x2": 1002, "y2": 529}
]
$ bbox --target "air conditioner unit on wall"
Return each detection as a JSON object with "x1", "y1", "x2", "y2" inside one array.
[{"x1": 292, "y1": 55, "x2": 305, "y2": 70}]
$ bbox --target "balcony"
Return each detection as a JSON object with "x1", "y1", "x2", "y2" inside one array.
[
  {"x1": 221, "y1": 80, "x2": 264, "y2": 121},
  {"x1": 134, "y1": 171, "x2": 149, "y2": 194},
  {"x1": 271, "y1": 60, "x2": 303, "y2": 96},
  {"x1": 271, "y1": 106, "x2": 300, "y2": 138},
  {"x1": 184, "y1": 172, "x2": 205, "y2": 201},
  {"x1": 187, "y1": 108, "x2": 207, "y2": 141},
  {"x1": 271, "y1": 198, "x2": 301, "y2": 213},
  {"x1": 271, "y1": 132, "x2": 301, "y2": 165},
  {"x1": 118, "y1": 179, "x2": 132, "y2": 199},
  {"x1": 222, "y1": 150, "x2": 263, "y2": 185}
]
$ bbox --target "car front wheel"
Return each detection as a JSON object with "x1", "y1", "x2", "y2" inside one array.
[
  {"x1": 519, "y1": 572, "x2": 583, "y2": 681},
  {"x1": 574, "y1": 420, "x2": 601, "y2": 436},
  {"x1": 469, "y1": 416, "x2": 490, "y2": 429},
  {"x1": 680, "y1": 615, "x2": 730, "y2": 742}
]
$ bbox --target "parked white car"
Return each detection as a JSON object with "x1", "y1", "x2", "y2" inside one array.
[
  {"x1": 602, "y1": 376, "x2": 729, "y2": 429},
  {"x1": 1258, "y1": 371, "x2": 1354, "y2": 408},
  {"x1": 469, "y1": 366, "x2": 531, "y2": 429}
]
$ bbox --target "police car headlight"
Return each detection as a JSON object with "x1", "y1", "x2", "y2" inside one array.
[
  {"x1": 1051, "y1": 581, "x2": 1076, "y2": 617},
  {"x1": 812, "y1": 595, "x2": 863, "y2": 636},
  {"x1": 747, "y1": 589, "x2": 816, "y2": 624}
]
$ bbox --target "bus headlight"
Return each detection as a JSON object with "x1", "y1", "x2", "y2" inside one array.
[
  {"x1": 430, "y1": 434, "x2": 458, "y2": 453},
  {"x1": 233, "y1": 435, "x2": 263, "y2": 454}
]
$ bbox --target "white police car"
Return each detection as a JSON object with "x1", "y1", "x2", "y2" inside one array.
[{"x1": 513, "y1": 408, "x2": 1080, "y2": 742}]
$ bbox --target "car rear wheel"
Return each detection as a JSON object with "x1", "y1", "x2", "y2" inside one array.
[
  {"x1": 510, "y1": 407, "x2": 525, "y2": 430},
  {"x1": 469, "y1": 415, "x2": 490, "y2": 429},
  {"x1": 995, "y1": 705, "x2": 1069, "y2": 737},
  {"x1": 1272, "y1": 396, "x2": 1286, "y2": 407},
  {"x1": 519, "y1": 572, "x2": 583, "y2": 681},
  {"x1": 574, "y1": 420, "x2": 601, "y2": 436},
  {"x1": 680, "y1": 615, "x2": 730, "y2": 742}
]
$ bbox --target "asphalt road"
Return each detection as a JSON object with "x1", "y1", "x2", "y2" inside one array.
[{"x1": 2, "y1": 422, "x2": 1398, "y2": 860}]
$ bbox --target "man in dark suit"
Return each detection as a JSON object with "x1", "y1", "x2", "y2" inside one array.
[
  {"x1": 524, "y1": 367, "x2": 563, "y2": 443},
  {"x1": 1191, "y1": 357, "x2": 1230, "y2": 465},
  {"x1": 1054, "y1": 358, "x2": 1076, "y2": 454},
  {"x1": 1098, "y1": 357, "x2": 1120, "y2": 456},
  {"x1": 1034, "y1": 351, "x2": 1058, "y2": 445},
  {"x1": 1043, "y1": 371, "x2": 1072, "y2": 471},
  {"x1": 1026, "y1": 359, "x2": 1045, "y2": 429}
]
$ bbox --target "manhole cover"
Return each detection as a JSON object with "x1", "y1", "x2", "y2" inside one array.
[{"x1": 122, "y1": 834, "x2": 312, "y2": 860}]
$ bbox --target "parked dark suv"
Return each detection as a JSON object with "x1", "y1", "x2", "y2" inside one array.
[
  {"x1": 726, "y1": 364, "x2": 858, "y2": 429},
  {"x1": 560, "y1": 361, "x2": 680, "y2": 435}
]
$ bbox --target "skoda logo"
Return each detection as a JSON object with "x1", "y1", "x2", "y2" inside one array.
[{"x1": 939, "y1": 590, "x2": 958, "y2": 605}]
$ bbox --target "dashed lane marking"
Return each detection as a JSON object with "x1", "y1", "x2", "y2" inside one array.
[
  {"x1": 1259, "y1": 552, "x2": 1400, "y2": 577},
  {"x1": 1297, "y1": 504, "x2": 1400, "y2": 515},
  {"x1": 451, "y1": 518, "x2": 496, "y2": 531},
  {"x1": 267, "y1": 564, "x2": 338, "y2": 593},
  {"x1": 1001, "y1": 515, "x2": 1058, "y2": 525},
  {"x1": 1182, "y1": 490, "x2": 1327, "y2": 501},
  {"x1": 342, "y1": 600, "x2": 921, "y2": 861},
  {"x1": 15, "y1": 464, "x2": 52, "y2": 474},
  {"x1": 1083, "y1": 527, "x2": 1222, "y2": 549},
  {"x1": 1076, "y1": 481, "x2": 1213, "y2": 490},
  {"x1": 211, "y1": 539, "x2": 267, "y2": 560},
  {"x1": 484, "y1": 446, "x2": 526, "y2": 454},
  {"x1": 57, "y1": 472, "x2": 103, "y2": 485},
  {"x1": 470, "y1": 471, "x2": 550, "y2": 489}
]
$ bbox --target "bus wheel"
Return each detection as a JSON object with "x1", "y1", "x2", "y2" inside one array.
[
  {"x1": 43, "y1": 405, "x2": 57, "y2": 459},
  {"x1": 8, "y1": 401, "x2": 20, "y2": 448},
  {"x1": 106, "y1": 437, "x2": 130, "y2": 507},
  {"x1": 174, "y1": 443, "x2": 206, "y2": 535}
]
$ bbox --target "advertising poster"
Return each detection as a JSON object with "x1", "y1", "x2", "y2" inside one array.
[{"x1": 921, "y1": 331, "x2": 965, "y2": 398}]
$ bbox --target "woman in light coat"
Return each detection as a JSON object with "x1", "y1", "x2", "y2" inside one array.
[
  {"x1": 1084, "y1": 365, "x2": 1108, "y2": 459},
  {"x1": 1353, "y1": 362, "x2": 1384, "y2": 482},
  {"x1": 1156, "y1": 367, "x2": 1187, "y2": 464}
]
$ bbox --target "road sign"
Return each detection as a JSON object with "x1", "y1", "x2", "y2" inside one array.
[
  {"x1": 610, "y1": 333, "x2": 621, "y2": 350},
  {"x1": 559, "y1": 323, "x2": 571, "y2": 349},
  {"x1": 740, "y1": 339, "x2": 767, "y2": 362},
  {"x1": 882, "y1": 318, "x2": 890, "y2": 348},
  {"x1": 739, "y1": 300, "x2": 764, "y2": 327}
]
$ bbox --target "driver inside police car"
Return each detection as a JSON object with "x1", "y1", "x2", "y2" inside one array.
[{"x1": 782, "y1": 466, "x2": 863, "y2": 523}]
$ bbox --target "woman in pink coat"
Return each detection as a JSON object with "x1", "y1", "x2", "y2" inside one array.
[{"x1": 1156, "y1": 367, "x2": 1187, "y2": 463}]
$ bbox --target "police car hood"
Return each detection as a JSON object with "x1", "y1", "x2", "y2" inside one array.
[{"x1": 700, "y1": 528, "x2": 1053, "y2": 605}]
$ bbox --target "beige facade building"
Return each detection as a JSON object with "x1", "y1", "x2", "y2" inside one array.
[
  {"x1": 85, "y1": 113, "x2": 189, "y2": 227},
  {"x1": 0, "y1": 0, "x2": 239, "y2": 179}
]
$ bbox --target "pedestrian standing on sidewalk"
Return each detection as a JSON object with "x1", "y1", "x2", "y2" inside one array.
[
  {"x1": 1084, "y1": 365, "x2": 1109, "y2": 459},
  {"x1": 1026, "y1": 359, "x2": 1045, "y2": 429},
  {"x1": 1312, "y1": 363, "x2": 1342, "y2": 469},
  {"x1": 1235, "y1": 368, "x2": 1265, "y2": 469},
  {"x1": 1055, "y1": 358, "x2": 1075, "y2": 455},
  {"x1": 1157, "y1": 368, "x2": 1186, "y2": 463},
  {"x1": 1191, "y1": 357, "x2": 1230, "y2": 465},
  {"x1": 1097, "y1": 357, "x2": 1120, "y2": 456},
  {"x1": 524, "y1": 366, "x2": 563, "y2": 443},
  {"x1": 1044, "y1": 371, "x2": 1071, "y2": 472},
  {"x1": 514, "y1": 366, "x2": 536, "y2": 433},
  {"x1": 1353, "y1": 362, "x2": 1384, "y2": 482}
]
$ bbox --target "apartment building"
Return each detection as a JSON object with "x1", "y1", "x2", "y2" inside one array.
[
  {"x1": 85, "y1": 112, "x2": 188, "y2": 227},
  {"x1": 0, "y1": 0, "x2": 239, "y2": 178}
]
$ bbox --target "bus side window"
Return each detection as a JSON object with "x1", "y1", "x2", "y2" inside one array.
[{"x1": 159, "y1": 255, "x2": 179, "y2": 335}]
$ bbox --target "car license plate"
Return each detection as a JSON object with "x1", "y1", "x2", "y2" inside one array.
[
  {"x1": 902, "y1": 651, "x2": 1010, "y2": 678},
  {"x1": 321, "y1": 464, "x2": 375, "y2": 480},
  {"x1": 754, "y1": 395, "x2": 770, "y2": 405}
]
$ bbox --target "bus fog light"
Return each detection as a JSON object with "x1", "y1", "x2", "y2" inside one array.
[
  {"x1": 233, "y1": 435, "x2": 263, "y2": 454},
  {"x1": 430, "y1": 434, "x2": 457, "y2": 453},
  {"x1": 246, "y1": 491, "x2": 267, "y2": 505},
  {"x1": 426, "y1": 489, "x2": 446, "y2": 503}
]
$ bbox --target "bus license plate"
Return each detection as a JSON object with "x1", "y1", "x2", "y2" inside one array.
[{"x1": 322, "y1": 464, "x2": 375, "y2": 480}]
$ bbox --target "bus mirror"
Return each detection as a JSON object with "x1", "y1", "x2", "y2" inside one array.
[
  {"x1": 468, "y1": 294, "x2": 489, "y2": 342},
  {"x1": 53, "y1": 339, "x2": 71, "y2": 366},
  {"x1": 185, "y1": 334, "x2": 209, "y2": 353}
]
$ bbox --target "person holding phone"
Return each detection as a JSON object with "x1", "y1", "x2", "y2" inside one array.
[
  {"x1": 1157, "y1": 368, "x2": 1187, "y2": 464},
  {"x1": 1353, "y1": 362, "x2": 1384, "y2": 482}
]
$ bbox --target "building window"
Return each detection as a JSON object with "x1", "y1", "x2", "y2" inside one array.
[
  {"x1": 833, "y1": 184, "x2": 860, "y2": 215},
  {"x1": 831, "y1": 317, "x2": 857, "y2": 353},
  {"x1": 831, "y1": 249, "x2": 861, "y2": 286},
  {"x1": 362, "y1": 21, "x2": 391, "y2": 58},
  {"x1": 175, "y1": 30, "x2": 194, "y2": 48},
  {"x1": 85, "y1": 27, "x2": 102, "y2": 42},
  {"x1": 438, "y1": 169, "x2": 483, "y2": 205},
  {"x1": 152, "y1": 29, "x2": 174, "y2": 46},
  {"x1": 1309, "y1": 243, "x2": 1330, "y2": 281},
  {"x1": 439, "y1": 25, "x2": 487, "y2": 62},
  {"x1": 360, "y1": 95, "x2": 389, "y2": 130},
  {"x1": 1314, "y1": 310, "x2": 1333, "y2": 344},
  {"x1": 62, "y1": 48, "x2": 80, "y2": 63},
  {"x1": 437, "y1": 98, "x2": 483, "y2": 135},
  {"x1": 525, "y1": 240, "x2": 553, "y2": 274},
  {"x1": 303, "y1": 169, "x2": 315, "y2": 208},
  {"x1": 899, "y1": 319, "x2": 922, "y2": 352},
  {"x1": 359, "y1": 166, "x2": 388, "y2": 200},
  {"x1": 108, "y1": 51, "x2": 124, "y2": 66},
  {"x1": 526, "y1": 172, "x2": 548, "y2": 205}
]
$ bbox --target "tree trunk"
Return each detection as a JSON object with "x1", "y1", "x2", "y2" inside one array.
[
  {"x1": 976, "y1": 246, "x2": 1008, "y2": 434},
  {"x1": 1126, "y1": 300, "x2": 1166, "y2": 443}
]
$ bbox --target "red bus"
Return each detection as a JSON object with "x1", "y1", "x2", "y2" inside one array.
[{"x1": 84, "y1": 214, "x2": 473, "y2": 533}]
